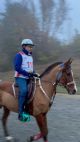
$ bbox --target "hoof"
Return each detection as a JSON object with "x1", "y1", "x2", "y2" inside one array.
[
  {"x1": 27, "y1": 136, "x2": 33, "y2": 142},
  {"x1": 0, "y1": 105, "x2": 2, "y2": 108},
  {"x1": 5, "y1": 136, "x2": 19, "y2": 142}
]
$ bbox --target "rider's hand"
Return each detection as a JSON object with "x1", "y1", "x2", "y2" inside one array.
[
  {"x1": 28, "y1": 73, "x2": 40, "y2": 78},
  {"x1": 33, "y1": 73, "x2": 40, "y2": 78}
]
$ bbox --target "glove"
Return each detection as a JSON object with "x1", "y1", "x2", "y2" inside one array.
[
  {"x1": 33, "y1": 73, "x2": 40, "y2": 78},
  {"x1": 28, "y1": 73, "x2": 33, "y2": 78}
]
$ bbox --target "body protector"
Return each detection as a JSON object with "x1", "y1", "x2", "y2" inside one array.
[{"x1": 15, "y1": 51, "x2": 33, "y2": 78}]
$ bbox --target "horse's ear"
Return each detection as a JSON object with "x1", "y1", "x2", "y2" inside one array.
[
  {"x1": 59, "y1": 58, "x2": 73, "y2": 70},
  {"x1": 68, "y1": 58, "x2": 73, "y2": 64},
  {"x1": 65, "y1": 58, "x2": 73, "y2": 66}
]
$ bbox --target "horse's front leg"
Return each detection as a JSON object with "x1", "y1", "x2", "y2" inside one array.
[
  {"x1": 27, "y1": 114, "x2": 48, "y2": 142},
  {"x1": 36, "y1": 114, "x2": 48, "y2": 142}
]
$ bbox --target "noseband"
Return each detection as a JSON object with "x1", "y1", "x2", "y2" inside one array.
[{"x1": 67, "y1": 81, "x2": 75, "y2": 86}]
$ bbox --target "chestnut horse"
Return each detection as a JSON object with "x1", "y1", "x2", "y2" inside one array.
[{"x1": 0, "y1": 59, "x2": 77, "y2": 142}]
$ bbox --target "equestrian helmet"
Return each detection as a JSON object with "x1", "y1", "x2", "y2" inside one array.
[{"x1": 21, "y1": 39, "x2": 34, "y2": 46}]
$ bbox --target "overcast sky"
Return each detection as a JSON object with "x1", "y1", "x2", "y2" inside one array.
[
  {"x1": 69, "y1": 0, "x2": 80, "y2": 32},
  {"x1": 0, "y1": 0, "x2": 80, "y2": 42},
  {"x1": 56, "y1": 0, "x2": 80, "y2": 42}
]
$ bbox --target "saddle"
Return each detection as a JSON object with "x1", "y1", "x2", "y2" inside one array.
[{"x1": 12, "y1": 78, "x2": 35, "y2": 103}]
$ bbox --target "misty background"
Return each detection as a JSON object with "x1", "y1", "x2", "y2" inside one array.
[{"x1": 0, "y1": 0, "x2": 80, "y2": 83}]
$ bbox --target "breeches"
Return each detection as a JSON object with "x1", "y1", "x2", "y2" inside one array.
[
  {"x1": 15, "y1": 77, "x2": 29, "y2": 113},
  {"x1": 15, "y1": 77, "x2": 28, "y2": 97}
]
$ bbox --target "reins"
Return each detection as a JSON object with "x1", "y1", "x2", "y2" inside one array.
[
  {"x1": 33, "y1": 73, "x2": 60, "y2": 106},
  {"x1": 38, "y1": 78, "x2": 56, "y2": 105}
]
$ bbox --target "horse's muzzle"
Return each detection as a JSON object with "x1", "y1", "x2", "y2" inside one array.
[
  {"x1": 69, "y1": 89, "x2": 77, "y2": 95},
  {"x1": 72, "y1": 89, "x2": 77, "y2": 94}
]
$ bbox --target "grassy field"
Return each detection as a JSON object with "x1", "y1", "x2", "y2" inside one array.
[
  {"x1": 72, "y1": 59, "x2": 80, "y2": 84},
  {"x1": 57, "y1": 84, "x2": 80, "y2": 95},
  {"x1": 77, "y1": 85, "x2": 80, "y2": 94}
]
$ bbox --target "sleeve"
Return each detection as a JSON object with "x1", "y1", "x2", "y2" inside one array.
[{"x1": 14, "y1": 53, "x2": 29, "y2": 76}]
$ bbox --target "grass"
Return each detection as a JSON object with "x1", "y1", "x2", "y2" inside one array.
[{"x1": 77, "y1": 85, "x2": 80, "y2": 95}]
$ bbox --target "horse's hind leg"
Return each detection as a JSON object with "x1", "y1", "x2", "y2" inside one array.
[
  {"x1": 0, "y1": 104, "x2": 2, "y2": 108},
  {"x1": 1, "y1": 106, "x2": 14, "y2": 141},
  {"x1": 1, "y1": 107, "x2": 19, "y2": 142},
  {"x1": 27, "y1": 114, "x2": 48, "y2": 142},
  {"x1": 2, "y1": 107, "x2": 10, "y2": 137}
]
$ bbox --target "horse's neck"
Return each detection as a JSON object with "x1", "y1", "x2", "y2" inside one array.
[
  {"x1": 40, "y1": 67, "x2": 59, "y2": 99},
  {"x1": 42, "y1": 65, "x2": 60, "y2": 82}
]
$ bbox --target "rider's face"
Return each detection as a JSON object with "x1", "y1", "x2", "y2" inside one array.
[{"x1": 25, "y1": 45, "x2": 33, "y2": 52}]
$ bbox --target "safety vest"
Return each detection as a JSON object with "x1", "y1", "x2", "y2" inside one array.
[{"x1": 15, "y1": 51, "x2": 33, "y2": 78}]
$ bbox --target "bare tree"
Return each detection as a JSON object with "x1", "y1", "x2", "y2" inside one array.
[{"x1": 0, "y1": 0, "x2": 69, "y2": 71}]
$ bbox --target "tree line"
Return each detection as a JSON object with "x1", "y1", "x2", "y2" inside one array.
[{"x1": 0, "y1": 0, "x2": 80, "y2": 71}]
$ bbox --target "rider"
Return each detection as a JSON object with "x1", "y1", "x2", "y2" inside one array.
[{"x1": 14, "y1": 39, "x2": 39, "y2": 122}]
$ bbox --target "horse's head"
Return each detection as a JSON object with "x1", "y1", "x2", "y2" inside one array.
[{"x1": 57, "y1": 58, "x2": 77, "y2": 94}]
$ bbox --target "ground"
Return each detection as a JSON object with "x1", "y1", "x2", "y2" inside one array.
[{"x1": 0, "y1": 93, "x2": 80, "y2": 142}]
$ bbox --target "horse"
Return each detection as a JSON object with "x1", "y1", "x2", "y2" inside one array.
[{"x1": 0, "y1": 58, "x2": 77, "y2": 142}]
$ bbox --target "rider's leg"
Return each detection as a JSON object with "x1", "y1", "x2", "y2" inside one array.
[{"x1": 15, "y1": 77, "x2": 30, "y2": 122}]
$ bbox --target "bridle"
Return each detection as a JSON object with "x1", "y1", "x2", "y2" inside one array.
[
  {"x1": 34, "y1": 67, "x2": 75, "y2": 106},
  {"x1": 57, "y1": 69, "x2": 75, "y2": 89},
  {"x1": 39, "y1": 69, "x2": 75, "y2": 88}
]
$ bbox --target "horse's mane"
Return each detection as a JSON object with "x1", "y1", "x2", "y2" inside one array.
[{"x1": 40, "y1": 62, "x2": 62, "y2": 78}]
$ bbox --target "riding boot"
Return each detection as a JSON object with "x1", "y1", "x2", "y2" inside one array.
[{"x1": 18, "y1": 96, "x2": 30, "y2": 122}]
